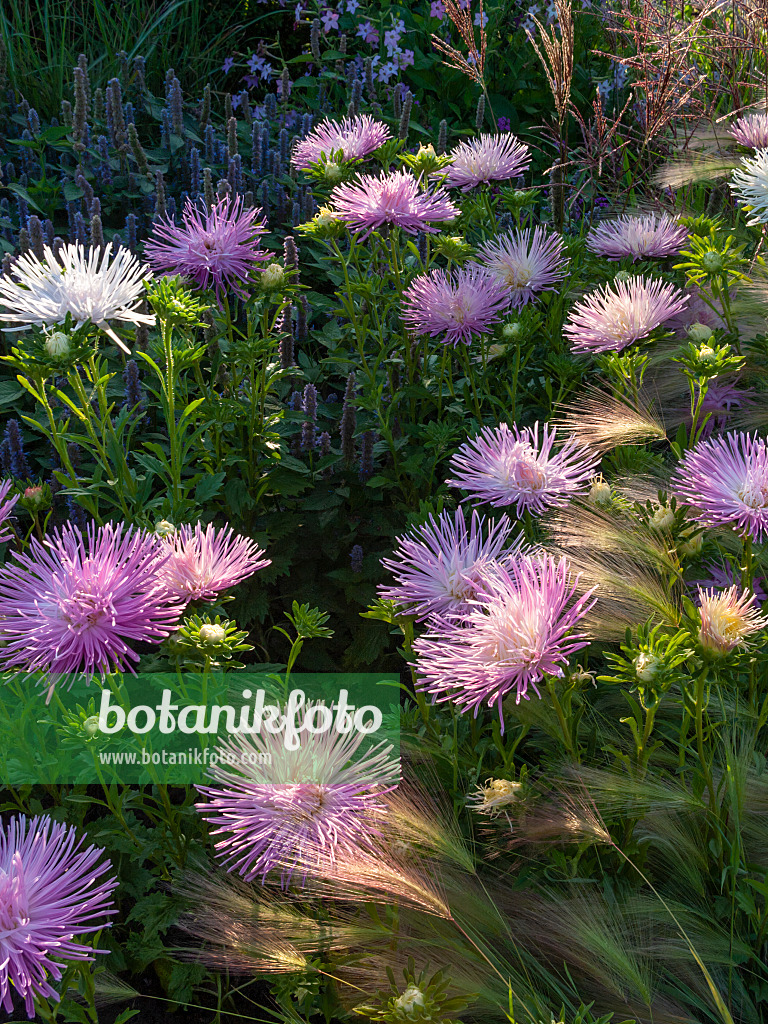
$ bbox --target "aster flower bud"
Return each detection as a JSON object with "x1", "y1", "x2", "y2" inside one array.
[
  {"x1": 678, "y1": 526, "x2": 704, "y2": 557},
  {"x1": 44, "y1": 331, "x2": 71, "y2": 360},
  {"x1": 633, "y1": 651, "x2": 660, "y2": 682},
  {"x1": 199, "y1": 623, "x2": 227, "y2": 644},
  {"x1": 587, "y1": 476, "x2": 612, "y2": 507},
  {"x1": 651, "y1": 504, "x2": 675, "y2": 531},
  {"x1": 155, "y1": 519, "x2": 176, "y2": 537},
  {"x1": 260, "y1": 262, "x2": 286, "y2": 292},
  {"x1": 687, "y1": 322, "x2": 714, "y2": 343}
]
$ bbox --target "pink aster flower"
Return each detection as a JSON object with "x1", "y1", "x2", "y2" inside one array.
[
  {"x1": 0, "y1": 522, "x2": 183, "y2": 686},
  {"x1": 698, "y1": 585, "x2": 768, "y2": 654},
  {"x1": 329, "y1": 170, "x2": 459, "y2": 237},
  {"x1": 412, "y1": 554, "x2": 596, "y2": 727},
  {"x1": 292, "y1": 115, "x2": 391, "y2": 170},
  {"x1": 0, "y1": 480, "x2": 18, "y2": 543},
  {"x1": 144, "y1": 194, "x2": 270, "y2": 303},
  {"x1": 564, "y1": 275, "x2": 688, "y2": 354},
  {"x1": 670, "y1": 431, "x2": 768, "y2": 542},
  {"x1": 197, "y1": 714, "x2": 400, "y2": 884},
  {"x1": 447, "y1": 421, "x2": 599, "y2": 515},
  {"x1": 158, "y1": 523, "x2": 270, "y2": 604},
  {"x1": 443, "y1": 133, "x2": 531, "y2": 190},
  {"x1": 729, "y1": 111, "x2": 768, "y2": 149},
  {"x1": 378, "y1": 508, "x2": 524, "y2": 620},
  {"x1": 401, "y1": 266, "x2": 510, "y2": 346},
  {"x1": 475, "y1": 227, "x2": 569, "y2": 308},
  {"x1": 0, "y1": 815, "x2": 117, "y2": 1020},
  {"x1": 586, "y1": 212, "x2": 688, "y2": 261}
]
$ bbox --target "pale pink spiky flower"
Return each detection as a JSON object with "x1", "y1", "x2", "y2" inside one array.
[
  {"x1": 401, "y1": 266, "x2": 510, "y2": 346},
  {"x1": 475, "y1": 226, "x2": 569, "y2": 308},
  {"x1": 564, "y1": 275, "x2": 688, "y2": 353},
  {"x1": 443, "y1": 133, "x2": 531, "y2": 190},
  {"x1": 329, "y1": 170, "x2": 459, "y2": 237},
  {"x1": 292, "y1": 115, "x2": 391, "y2": 169},
  {"x1": 729, "y1": 112, "x2": 768, "y2": 150},
  {"x1": 698, "y1": 585, "x2": 768, "y2": 654},
  {"x1": 586, "y1": 212, "x2": 688, "y2": 261},
  {"x1": 412, "y1": 553, "x2": 596, "y2": 727},
  {"x1": 144, "y1": 194, "x2": 270, "y2": 302},
  {"x1": 0, "y1": 815, "x2": 117, "y2": 1019},
  {"x1": 158, "y1": 523, "x2": 270, "y2": 604},
  {"x1": 447, "y1": 421, "x2": 599, "y2": 514}
]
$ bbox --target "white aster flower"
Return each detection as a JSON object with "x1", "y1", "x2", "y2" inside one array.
[
  {"x1": 0, "y1": 242, "x2": 154, "y2": 353},
  {"x1": 730, "y1": 149, "x2": 768, "y2": 225}
]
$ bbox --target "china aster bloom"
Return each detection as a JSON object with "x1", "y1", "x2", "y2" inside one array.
[
  {"x1": 447, "y1": 421, "x2": 599, "y2": 515},
  {"x1": 292, "y1": 114, "x2": 391, "y2": 169},
  {"x1": 698, "y1": 585, "x2": 768, "y2": 654},
  {"x1": 731, "y1": 149, "x2": 768, "y2": 225},
  {"x1": 0, "y1": 522, "x2": 184, "y2": 685},
  {"x1": 586, "y1": 212, "x2": 688, "y2": 261},
  {"x1": 0, "y1": 242, "x2": 153, "y2": 354},
  {"x1": 157, "y1": 523, "x2": 270, "y2": 604},
  {"x1": 197, "y1": 716, "x2": 400, "y2": 884},
  {"x1": 729, "y1": 112, "x2": 768, "y2": 150},
  {"x1": 0, "y1": 480, "x2": 18, "y2": 544},
  {"x1": 443, "y1": 132, "x2": 531, "y2": 190},
  {"x1": 401, "y1": 266, "x2": 510, "y2": 346},
  {"x1": 0, "y1": 815, "x2": 117, "y2": 1019},
  {"x1": 564, "y1": 276, "x2": 688, "y2": 354},
  {"x1": 379, "y1": 508, "x2": 523, "y2": 620},
  {"x1": 144, "y1": 194, "x2": 270, "y2": 302},
  {"x1": 329, "y1": 170, "x2": 458, "y2": 236},
  {"x1": 412, "y1": 554, "x2": 596, "y2": 726},
  {"x1": 475, "y1": 227, "x2": 569, "y2": 308},
  {"x1": 670, "y1": 431, "x2": 768, "y2": 541}
]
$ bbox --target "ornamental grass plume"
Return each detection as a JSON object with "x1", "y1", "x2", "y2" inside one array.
[
  {"x1": 730, "y1": 149, "x2": 768, "y2": 224},
  {"x1": 475, "y1": 226, "x2": 568, "y2": 308},
  {"x1": 158, "y1": 522, "x2": 270, "y2": 605},
  {"x1": 586, "y1": 212, "x2": 688, "y2": 261},
  {"x1": 0, "y1": 522, "x2": 184, "y2": 687},
  {"x1": 729, "y1": 111, "x2": 768, "y2": 149},
  {"x1": 670, "y1": 431, "x2": 768, "y2": 541},
  {"x1": 329, "y1": 170, "x2": 459, "y2": 236},
  {"x1": 197, "y1": 716, "x2": 400, "y2": 885},
  {"x1": 563, "y1": 276, "x2": 688, "y2": 354},
  {"x1": 400, "y1": 266, "x2": 509, "y2": 346},
  {"x1": 378, "y1": 507, "x2": 522, "y2": 621},
  {"x1": 0, "y1": 242, "x2": 154, "y2": 354},
  {"x1": 442, "y1": 133, "x2": 531, "y2": 190},
  {"x1": 411, "y1": 553, "x2": 596, "y2": 725},
  {"x1": 0, "y1": 815, "x2": 117, "y2": 1020},
  {"x1": 291, "y1": 114, "x2": 390, "y2": 169},
  {"x1": 697, "y1": 585, "x2": 768, "y2": 654},
  {"x1": 555, "y1": 385, "x2": 667, "y2": 452},
  {"x1": 144, "y1": 194, "x2": 269, "y2": 302},
  {"x1": 446, "y1": 421, "x2": 599, "y2": 514}
]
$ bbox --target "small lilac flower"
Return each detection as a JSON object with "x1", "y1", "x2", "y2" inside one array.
[
  {"x1": 196, "y1": 714, "x2": 400, "y2": 884},
  {"x1": 475, "y1": 226, "x2": 569, "y2": 308},
  {"x1": 329, "y1": 170, "x2": 459, "y2": 237},
  {"x1": 0, "y1": 815, "x2": 118, "y2": 1019},
  {"x1": 356, "y1": 20, "x2": 379, "y2": 43},
  {"x1": 0, "y1": 479, "x2": 18, "y2": 542},
  {"x1": 443, "y1": 133, "x2": 531, "y2": 190},
  {"x1": 729, "y1": 112, "x2": 768, "y2": 150},
  {"x1": 586, "y1": 212, "x2": 688, "y2": 261},
  {"x1": 292, "y1": 115, "x2": 391, "y2": 170},
  {"x1": 0, "y1": 522, "x2": 183, "y2": 687},
  {"x1": 447, "y1": 422, "x2": 599, "y2": 514},
  {"x1": 321, "y1": 8, "x2": 339, "y2": 32},
  {"x1": 222, "y1": 57, "x2": 235, "y2": 74},
  {"x1": 412, "y1": 554, "x2": 596, "y2": 727},
  {"x1": 159, "y1": 522, "x2": 271, "y2": 604},
  {"x1": 144, "y1": 194, "x2": 270, "y2": 303},
  {"x1": 431, "y1": 0, "x2": 446, "y2": 15},
  {"x1": 563, "y1": 276, "x2": 688, "y2": 354},
  {"x1": 399, "y1": 49, "x2": 415, "y2": 69},
  {"x1": 379, "y1": 508, "x2": 523, "y2": 620},
  {"x1": 670, "y1": 431, "x2": 768, "y2": 542},
  {"x1": 401, "y1": 266, "x2": 509, "y2": 346}
]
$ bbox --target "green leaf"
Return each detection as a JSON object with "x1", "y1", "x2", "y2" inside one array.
[{"x1": 194, "y1": 471, "x2": 226, "y2": 504}]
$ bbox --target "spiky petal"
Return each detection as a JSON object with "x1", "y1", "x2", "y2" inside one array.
[
  {"x1": 443, "y1": 133, "x2": 531, "y2": 190},
  {"x1": 0, "y1": 480, "x2": 18, "y2": 543},
  {"x1": 564, "y1": 275, "x2": 688, "y2": 354},
  {"x1": 447, "y1": 422, "x2": 599, "y2": 515},
  {"x1": 329, "y1": 170, "x2": 459, "y2": 237},
  {"x1": 670, "y1": 431, "x2": 768, "y2": 542},
  {"x1": 0, "y1": 243, "x2": 154, "y2": 354},
  {"x1": 729, "y1": 112, "x2": 768, "y2": 150},
  {"x1": 401, "y1": 266, "x2": 510, "y2": 346},
  {"x1": 0, "y1": 815, "x2": 117, "y2": 1019},
  {"x1": 731, "y1": 149, "x2": 768, "y2": 225},
  {"x1": 586, "y1": 212, "x2": 688, "y2": 261},
  {"x1": 475, "y1": 226, "x2": 569, "y2": 308},
  {"x1": 412, "y1": 554, "x2": 596, "y2": 727},
  {"x1": 698, "y1": 585, "x2": 768, "y2": 653},
  {"x1": 292, "y1": 115, "x2": 391, "y2": 169},
  {"x1": 158, "y1": 523, "x2": 270, "y2": 605},
  {"x1": 378, "y1": 508, "x2": 523, "y2": 621}
]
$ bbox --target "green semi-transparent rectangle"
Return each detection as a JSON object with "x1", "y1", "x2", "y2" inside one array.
[{"x1": 0, "y1": 672, "x2": 401, "y2": 785}]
